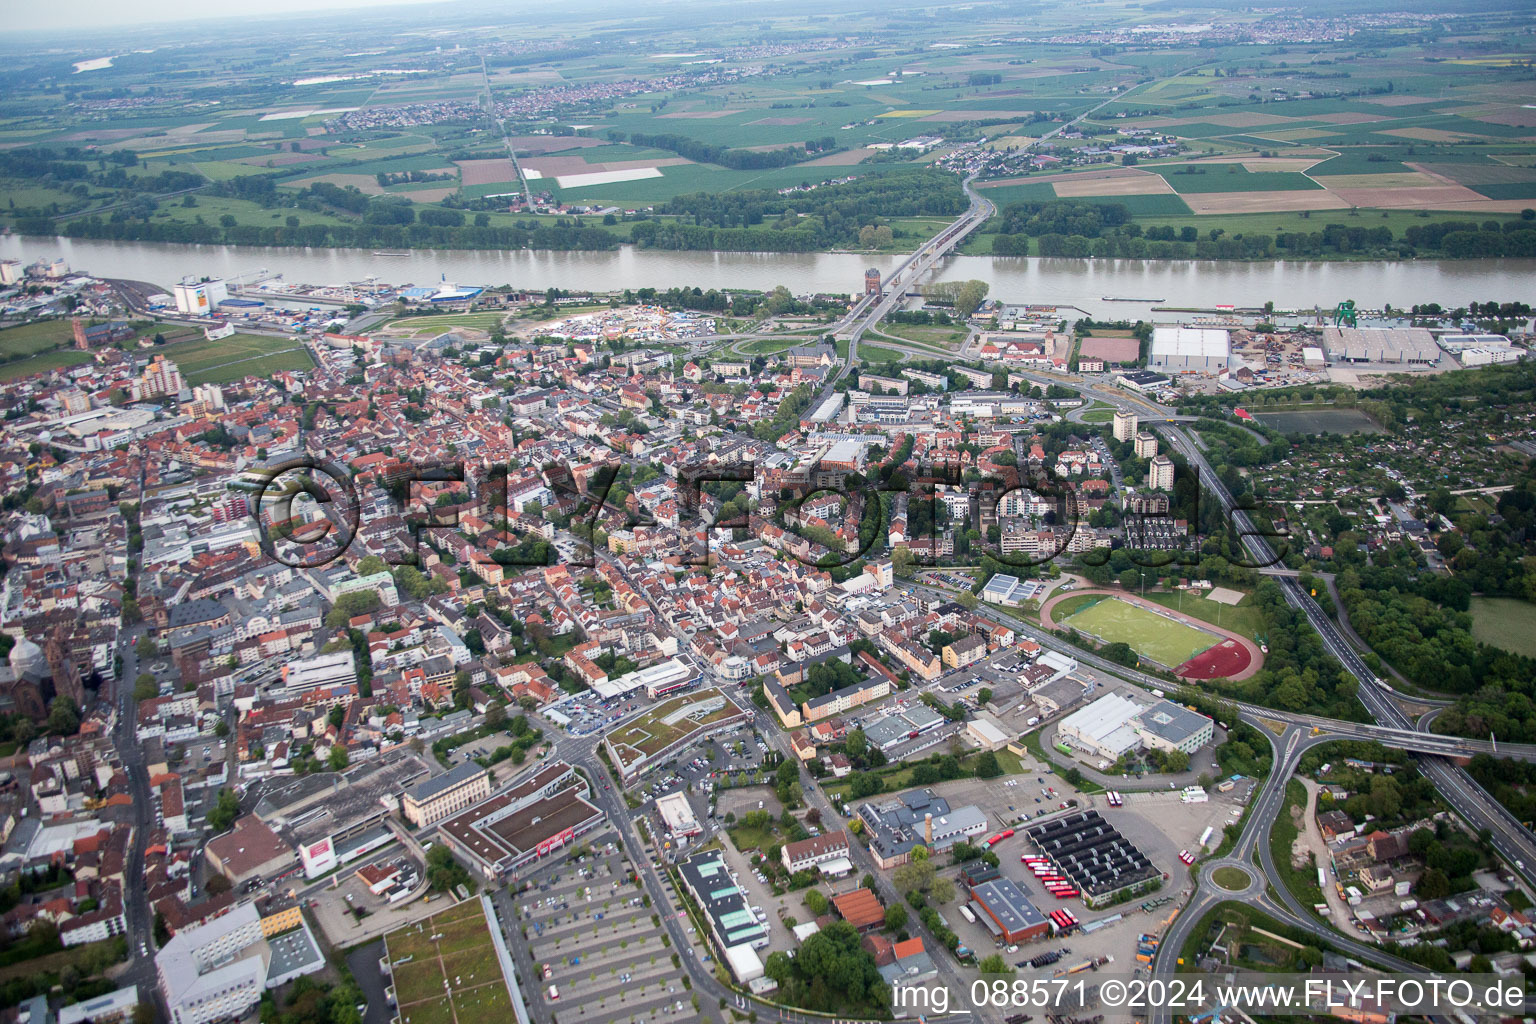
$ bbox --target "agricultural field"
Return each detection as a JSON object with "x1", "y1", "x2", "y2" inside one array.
[
  {"x1": 384, "y1": 899, "x2": 513, "y2": 1024},
  {"x1": 3, "y1": 0, "x2": 1535, "y2": 259},
  {"x1": 1060, "y1": 595, "x2": 1221, "y2": 669}
]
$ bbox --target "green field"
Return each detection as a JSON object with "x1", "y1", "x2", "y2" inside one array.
[
  {"x1": 738, "y1": 337, "x2": 797, "y2": 354},
  {"x1": 386, "y1": 900, "x2": 512, "y2": 1024},
  {"x1": 1062, "y1": 596, "x2": 1220, "y2": 669},
  {"x1": 858, "y1": 343, "x2": 906, "y2": 364},
  {"x1": 165, "y1": 333, "x2": 316, "y2": 385},
  {"x1": 385, "y1": 313, "x2": 508, "y2": 336},
  {"x1": 1154, "y1": 164, "x2": 1322, "y2": 194},
  {"x1": 1139, "y1": 589, "x2": 1264, "y2": 642},
  {"x1": 876, "y1": 321, "x2": 968, "y2": 348},
  {"x1": 1470, "y1": 597, "x2": 1536, "y2": 658},
  {"x1": 0, "y1": 351, "x2": 94, "y2": 382},
  {"x1": 0, "y1": 320, "x2": 77, "y2": 358}
]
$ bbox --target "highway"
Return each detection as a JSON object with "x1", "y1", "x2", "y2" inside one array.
[
  {"x1": 872, "y1": 359, "x2": 1536, "y2": 1013},
  {"x1": 1151, "y1": 419, "x2": 1536, "y2": 886},
  {"x1": 1128, "y1": 414, "x2": 1536, "y2": 1019}
]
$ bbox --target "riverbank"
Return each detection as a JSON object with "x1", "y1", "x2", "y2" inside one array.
[{"x1": 7, "y1": 235, "x2": 1536, "y2": 322}]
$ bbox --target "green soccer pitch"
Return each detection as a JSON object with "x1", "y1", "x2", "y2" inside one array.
[{"x1": 1061, "y1": 596, "x2": 1219, "y2": 669}]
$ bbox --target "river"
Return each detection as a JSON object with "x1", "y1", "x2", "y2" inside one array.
[{"x1": 5, "y1": 235, "x2": 1533, "y2": 319}]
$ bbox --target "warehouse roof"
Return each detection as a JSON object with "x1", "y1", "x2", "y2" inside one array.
[
  {"x1": 970, "y1": 878, "x2": 1047, "y2": 934},
  {"x1": 1151, "y1": 327, "x2": 1230, "y2": 358},
  {"x1": 1322, "y1": 327, "x2": 1438, "y2": 363},
  {"x1": 1135, "y1": 700, "x2": 1212, "y2": 746}
]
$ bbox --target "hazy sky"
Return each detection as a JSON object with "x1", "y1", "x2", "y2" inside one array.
[{"x1": 16, "y1": 0, "x2": 439, "y2": 34}]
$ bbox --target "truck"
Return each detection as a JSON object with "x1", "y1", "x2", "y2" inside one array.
[{"x1": 959, "y1": 905, "x2": 978, "y2": 925}]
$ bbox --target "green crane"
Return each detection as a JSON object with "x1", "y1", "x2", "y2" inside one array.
[{"x1": 1332, "y1": 299, "x2": 1358, "y2": 328}]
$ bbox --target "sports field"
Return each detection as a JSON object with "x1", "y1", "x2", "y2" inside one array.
[
  {"x1": 385, "y1": 899, "x2": 513, "y2": 1024},
  {"x1": 1062, "y1": 596, "x2": 1220, "y2": 669}
]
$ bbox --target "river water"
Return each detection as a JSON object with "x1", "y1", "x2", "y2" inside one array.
[{"x1": 5, "y1": 235, "x2": 1533, "y2": 319}]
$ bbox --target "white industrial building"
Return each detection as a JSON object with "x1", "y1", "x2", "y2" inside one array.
[
  {"x1": 590, "y1": 655, "x2": 693, "y2": 700},
  {"x1": 1459, "y1": 346, "x2": 1525, "y2": 367},
  {"x1": 1057, "y1": 692, "x2": 1146, "y2": 760},
  {"x1": 1149, "y1": 328, "x2": 1231, "y2": 373},
  {"x1": 982, "y1": 574, "x2": 1024, "y2": 605},
  {"x1": 173, "y1": 278, "x2": 228, "y2": 315},
  {"x1": 1437, "y1": 334, "x2": 1526, "y2": 367},
  {"x1": 1056, "y1": 692, "x2": 1213, "y2": 761}
]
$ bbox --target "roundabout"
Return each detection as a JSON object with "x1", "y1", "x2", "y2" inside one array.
[{"x1": 1210, "y1": 864, "x2": 1255, "y2": 893}]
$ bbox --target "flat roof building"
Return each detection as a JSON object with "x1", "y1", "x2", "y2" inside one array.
[
  {"x1": 982, "y1": 574, "x2": 1022, "y2": 605},
  {"x1": 968, "y1": 878, "x2": 1050, "y2": 945},
  {"x1": 280, "y1": 651, "x2": 357, "y2": 692},
  {"x1": 435, "y1": 761, "x2": 603, "y2": 882},
  {"x1": 1150, "y1": 328, "x2": 1230, "y2": 373},
  {"x1": 402, "y1": 761, "x2": 491, "y2": 827},
  {"x1": 206, "y1": 815, "x2": 296, "y2": 885},
  {"x1": 1056, "y1": 692, "x2": 1146, "y2": 761},
  {"x1": 1134, "y1": 699, "x2": 1214, "y2": 756},
  {"x1": 656, "y1": 791, "x2": 701, "y2": 837},
  {"x1": 677, "y1": 849, "x2": 770, "y2": 970},
  {"x1": 155, "y1": 902, "x2": 323, "y2": 1024},
  {"x1": 1322, "y1": 327, "x2": 1438, "y2": 365}
]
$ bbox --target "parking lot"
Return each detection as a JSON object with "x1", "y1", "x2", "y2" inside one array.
[
  {"x1": 517, "y1": 842, "x2": 693, "y2": 1023},
  {"x1": 548, "y1": 691, "x2": 646, "y2": 737},
  {"x1": 927, "y1": 782, "x2": 1251, "y2": 975}
]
